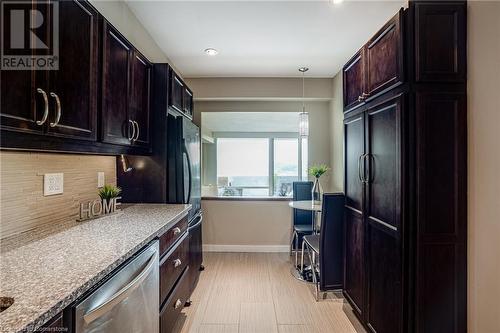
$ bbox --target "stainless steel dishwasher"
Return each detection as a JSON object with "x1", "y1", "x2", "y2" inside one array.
[{"x1": 74, "y1": 241, "x2": 159, "y2": 333}]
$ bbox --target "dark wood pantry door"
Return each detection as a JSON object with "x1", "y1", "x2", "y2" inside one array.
[
  {"x1": 365, "y1": 94, "x2": 403, "y2": 333},
  {"x1": 343, "y1": 48, "x2": 366, "y2": 112},
  {"x1": 343, "y1": 112, "x2": 366, "y2": 318}
]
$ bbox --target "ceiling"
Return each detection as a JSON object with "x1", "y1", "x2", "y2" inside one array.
[
  {"x1": 126, "y1": 0, "x2": 406, "y2": 78},
  {"x1": 202, "y1": 112, "x2": 299, "y2": 133}
]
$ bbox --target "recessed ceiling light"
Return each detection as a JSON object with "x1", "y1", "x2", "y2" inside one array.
[
  {"x1": 204, "y1": 48, "x2": 218, "y2": 56},
  {"x1": 332, "y1": 0, "x2": 344, "y2": 4}
]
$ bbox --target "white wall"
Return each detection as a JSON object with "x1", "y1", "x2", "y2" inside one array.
[
  {"x1": 89, "y1": 0, "x2": 170, "y2": 63},
  {"x1": 467, "y1": 2, "x2": 500, "y2": 332}
]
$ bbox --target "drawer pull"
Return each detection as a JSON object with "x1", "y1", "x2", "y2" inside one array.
[
  {"x1": 173, "y1": 227, "x2": 181, "y2": 235},
  {"x1": 173, "y1": 258, "x2": 182, "y2": 268},
  {"x1": 174, "y1": 299, "x2": 182, "y2": 309}
]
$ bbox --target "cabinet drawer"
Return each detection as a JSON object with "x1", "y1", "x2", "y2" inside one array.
[
  {"x1": 160, "y1": 266, "x2": 190, "y2": 333},
  {"x1": 160, "y1": 232, "x2": 189, "y2": 304},
  {"x1": 159, "y1": 216, "x2": 188, "y2": 257}
]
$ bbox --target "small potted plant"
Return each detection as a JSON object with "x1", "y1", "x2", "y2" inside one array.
[
  {"x1": 308, "y1": 164, "x2": 330, "y2": 204},
  {"x1": 98, "y1": 184, "x2": 122, "y2": 212}
]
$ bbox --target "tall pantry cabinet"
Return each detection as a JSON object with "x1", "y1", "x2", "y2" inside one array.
[{"x1": 342, "y1": 1, "x2": 467, "y2": 333}]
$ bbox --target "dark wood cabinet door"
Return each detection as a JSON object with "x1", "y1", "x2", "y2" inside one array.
[
  {"x1": 366, "y1": 225, "x2": 402, "y2": 333},
  {"x1": 365, "y1": 95, "x2": 403, "y2": 333},
  {"x1": 129, "y1": 50, "x2": 151, "y2": 147},
  {"x1": 414, "y1": 91, "x2": 467, "y2": 333},
  {"x1": 102, "y1": 22, "x2": 132, "y2": 146},
  {"x1": 47, "y1": 0, "x2": 98, "y2": 140},
  {"x1": 343, "y1": 112, "x2": 366, "y2": 317},
  {"x1": 414, "y1": 2, "x2": 466, "y2": 82},
  {"x1": 0, "y1": 70, "x2": 44, "y2": 134},
  {"x1": 366, "y1": 9, "x2": 404, "y2": 100},
  {"x1": 343, "y1": 48, "x2": 366, "y2": 112},
  {"x1": 169, "y1": 70, "x2": 184, "y2": 113},
  {"x1": 183, "y1": 87, "x2": 193, "y2": 119},
  {"x1": 0, "y1": 1, "x2": 47, "y2": 135},
  {"x1": 365, "y1": 95, "x2": 402, "y2": 234}
]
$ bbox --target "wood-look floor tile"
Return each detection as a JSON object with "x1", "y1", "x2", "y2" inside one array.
[
  {"x1": 239, "y1": 302, "x2": 278, "y2": 333},
  {"x1": 173, "y1": 252, "x2": 365, "y2": 333},
  {"x1": 278, "y1": 324, "x2": 316, "y2": 333},
  {"x1": 196, "y1": 324, "x2": 239, "y2": 333}
]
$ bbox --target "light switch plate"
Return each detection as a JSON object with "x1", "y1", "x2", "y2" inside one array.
[
  {"x1": 44, "y1": 173, "x2": 64, "y2": 196},
  {"x1": 97, "y1": 172, "x2": 105, "y2": 188}
]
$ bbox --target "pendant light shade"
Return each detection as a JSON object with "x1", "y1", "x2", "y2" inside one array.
[
  {"x1": 298, "y1": 67, "x2": 309, "y2": 138},
  {"x1": 299, "y1": 108, "x2": 309, "y2": 137}
]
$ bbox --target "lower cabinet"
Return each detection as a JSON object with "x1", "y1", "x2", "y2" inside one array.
[
  {"x1": 160, "y1": 266, "x2": 190, "y2": 333},
  {"x1": 160, "y1": 233, "x2": 189, "y2": 303}
]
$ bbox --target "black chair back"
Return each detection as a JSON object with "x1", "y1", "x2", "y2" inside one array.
[
  {"x1": 319, "y1": 192, "x2": 345, "y2": 290},
  {"x1": 292, "y1": 181, "x2": 313, "y2": 226}
]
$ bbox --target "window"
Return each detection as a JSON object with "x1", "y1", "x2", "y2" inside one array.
[
  {"x1": 216, "y1": 137, "x2": 307, "y2": 197},
  {"x1": 273, "y1": 139, "x2": 298, "y2": 196},
  {"x1": 217, "y1": 138, "x2": 269, "y2": 196}
]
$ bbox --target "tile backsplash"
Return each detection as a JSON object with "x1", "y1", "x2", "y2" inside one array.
[{"x1": 0, "y1": 151, "x2": 116, "y2": 238}]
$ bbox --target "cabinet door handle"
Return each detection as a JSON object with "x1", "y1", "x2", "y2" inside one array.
[
  {"x1": 36, "y1": 88, "x2": 49, "y2": 125},
  {"x1": 173, "y1": 227, "x2": 181, "y2": 235},
  {"x1": 357, "y1": 96, "x2": 364, "y2": 102},
  {"x1": 174, "y1": 299, "x2": 182, "y2": 309},
  {"x1": 49, "y1": 92, "x2": 61, "y2": 127},
  {"x1": 367, "y1": 154, "x2": 375, "y2": 183},
  {"x1": 128, "y1": 119, "x2": 135, "y2": 141},
  {"x1": 358, "y1": 154, "x2": 365, "y2": 182},
  {"x1": 173, "y1": 258, "x2": 182, "y2": 268},
  {"x1": 133, "y1": 121, "x2": 140, "y2": 141}
]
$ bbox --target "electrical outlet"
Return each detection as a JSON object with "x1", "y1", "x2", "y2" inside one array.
[
  {"x1": 97, "y1": 172, "x2": 105, "y2": 188},
  {"x1": 44, "y1": 173, "x2": 64, "y2": 196}
]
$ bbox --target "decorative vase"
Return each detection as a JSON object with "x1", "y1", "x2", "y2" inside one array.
[{"x1": 312, "y1": 177, "x2": 323, "y2": 204}]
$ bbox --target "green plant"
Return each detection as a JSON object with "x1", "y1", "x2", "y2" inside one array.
[
  {"x1": 98, "y1": 184, "x2": 122, "y2": 201},
  {"x1": 308, "y1": 164, "x2": 330, "y2": 178}
]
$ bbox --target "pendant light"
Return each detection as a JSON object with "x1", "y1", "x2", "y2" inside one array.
[{"x1": 298, "y1": 67, "x2": 309, "y2": 137}]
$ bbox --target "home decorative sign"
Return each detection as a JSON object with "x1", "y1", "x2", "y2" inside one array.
[{"x1": 78, "y1": 197, "x2": 122, "y2": 222}]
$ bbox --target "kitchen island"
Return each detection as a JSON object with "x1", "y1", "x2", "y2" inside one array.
[{"x1": 0, "y1": 204, "x2": 190, "y2": 333}]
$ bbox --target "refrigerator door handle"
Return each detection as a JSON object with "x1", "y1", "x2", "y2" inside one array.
[{"x1": 183, "y1": 143, "x2": 193, "y2": 205}]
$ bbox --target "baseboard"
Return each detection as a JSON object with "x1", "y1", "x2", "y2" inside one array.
[{"x1": 203, "y1": 244, "x2": 289, "y2": 253}]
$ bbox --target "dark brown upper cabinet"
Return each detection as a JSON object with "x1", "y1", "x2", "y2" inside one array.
[
  {"x1": 168, "y1": 68, "x2": 193, "y2": 119},
  {"x1": 1, "y1": 0, "x2": 98, "y2": 141},
  {"x1": 343, "y1": 9, "x2": 404, "y2": 112},
  {"x1": 169, "y1": 70, "x2": 185, "y2": 113},
  {"x1": 183, "y1": 87, "x2": 194, "y2": 119},
  {"x1": 366, "y1": 9, "x2": 404, "y2": 99},
  {"x1": 129, "y1": 50, "x2": 152, "y2": 147},
  {"x1": 1, "y1": 1, "x2": 46, "y2": 135},
  {"x1": 102, "y1": 21, "x2": 152, "y2": 149},
  {"x1": 102, "y1": 22, "x2": 133, "y2": 146},
  {"x1": 414, "y1": 2, "x2": 466, "y2": 82},
  {"x1": 343, "y1": 48, "x2": 366, "y2": 112},
  {"x1": 47, "y1": 0, "x2": 98, "y2": 141}
]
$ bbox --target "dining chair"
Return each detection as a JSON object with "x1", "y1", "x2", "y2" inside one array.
[
  {"x1": 290, "y1": 181, "x2": 314, "y2": 268},
  {"x1": 301, "y1": 192, "x2": 345, "y2": 300}
]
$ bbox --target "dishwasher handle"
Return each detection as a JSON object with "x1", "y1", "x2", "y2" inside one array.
[{"x1": 83, "y1": 251, "x2": 158, "y2": 324}]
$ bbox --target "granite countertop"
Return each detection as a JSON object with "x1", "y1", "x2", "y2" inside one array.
[{"x1": 0, "y1": 203, "x2": 191, "y2": 333}]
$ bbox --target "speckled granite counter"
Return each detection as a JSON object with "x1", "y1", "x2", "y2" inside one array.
[{"x1": 0, "y1": 203, "x2": 190, "y2": 333}]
